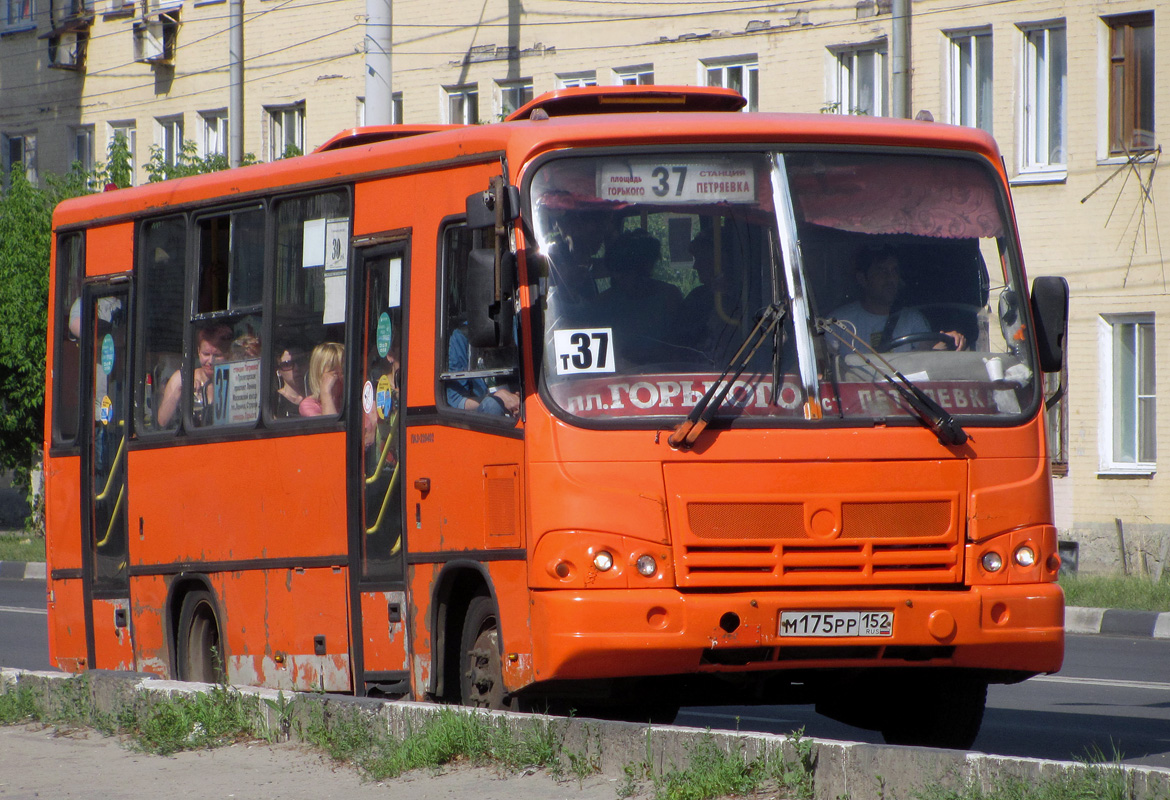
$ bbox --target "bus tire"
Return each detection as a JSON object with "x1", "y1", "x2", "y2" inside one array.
[
  {"x1": 459, "y1": 595, "x2": 509, "y2": 709},
  {"x1": 879, "y1": 673, "x2": 987, "y2": 750},
  {"x1": 176, "y1": 590, "x2": 225, "y2": 684}
]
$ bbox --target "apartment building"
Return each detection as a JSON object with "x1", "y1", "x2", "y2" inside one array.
[{"x1": 1, "y1": 0, "x2": 1165, "y2": 573}]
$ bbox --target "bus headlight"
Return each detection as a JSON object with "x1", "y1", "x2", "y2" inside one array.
[
  {"x1": 593, "y1": 551, "x2": 614, "y2": 572},
  {"x1": 1013, "y1": 545, "x2": 1036, "y2": 568},
  {"x1": 635, "y1": 554, "x2": 658, "y2": 577},
  {"x1": 981, "y1": 551, "x2": 1003, "y2": 572}
]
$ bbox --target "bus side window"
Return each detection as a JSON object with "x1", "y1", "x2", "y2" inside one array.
[
  {"x1": 52, "y1": 232, "x2": 84, "y2": 447},
  {"x1": 439, "y1": 224, "x2": 520, "y2": 420},
  {"x1": 138, "y1": 217, "x2": 187, "y2": 433},
  {"x1": 187, "y1": 207, "x2": 265, "y2": 429},
  {"x1": 269, "y1": 190, "x2": 351, "y2": 423}
]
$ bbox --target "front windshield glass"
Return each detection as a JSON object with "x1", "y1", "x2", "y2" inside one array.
[{"x1": 530, "y1": 149, "x2": 1037, "y2": 427}]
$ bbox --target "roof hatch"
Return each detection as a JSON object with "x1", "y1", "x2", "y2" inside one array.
[{"x1": 504, "y1": 85, "x2": 747, "y2": 122}]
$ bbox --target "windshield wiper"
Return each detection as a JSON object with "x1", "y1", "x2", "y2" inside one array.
[
  {"x1": 819, "y1": 319, "x2": 968, "y2": 447},
  {"x1": 668, "y1": 303, "x2": 786, "y2": 450}
]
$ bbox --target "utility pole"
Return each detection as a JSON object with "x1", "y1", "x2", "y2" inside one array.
[
  {"x1": 891, "y1": 0, "x2": 910, "y2": 119},
  {"x1": 364, "y1": 0, "x2": 393, "y2": 125},
  {"x1": 229, "y1": 0, "x2": 244, "y2": 166}
]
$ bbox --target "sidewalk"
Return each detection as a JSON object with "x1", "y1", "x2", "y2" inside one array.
[{"x1": 3, "y1": 560, "x2": 1168, "y2": 639}]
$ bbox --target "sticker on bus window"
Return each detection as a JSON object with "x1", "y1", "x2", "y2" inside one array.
[
  {"x1": 552, "y1": 329, "x2": 616, "y2": 375},
  {"x1": 598, "y1": 160, "x2": 756, "y2": 204},
  {"x1": 376, "y1": 312, "x2": 393, "y2": 357},
  {"x1": 100, "y1": 334, "x2": 115, "y2": 375},
  {"x1": 98, "y1": 395, "x2": 112, "y2": 425},
  {"x1": 376, "y1": 373, "x2": 394, "y2": 418},
  {"x1": 363, "y1": 380, "x2": 375, "y2": 415}
]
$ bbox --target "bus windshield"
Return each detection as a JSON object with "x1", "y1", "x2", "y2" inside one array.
[{"x1": 530, "y1": 149, "x2": 1038, "y2": 428}]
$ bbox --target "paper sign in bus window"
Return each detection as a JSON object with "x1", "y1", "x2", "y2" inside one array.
[
  {"x1": 552, "y1": 329, "x2": 616, "y2": 375},
  {"x1": 212, "y1": 359, "x2": 261, "y2": 425},
  {"x1": 598, "y1": 160, "x2": 756, "y2": 204}
]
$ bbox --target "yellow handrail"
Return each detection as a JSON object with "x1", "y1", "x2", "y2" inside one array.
[
  {"x1": 95, "y1": 483, "x2": 125, "y2": 548},
  {"x1": 364, "y1": 461, "x2": 401, "y2": 536},
  {"x1": 94, "y1": 421, "x2": 126, "y2": 503},
  {"x1": 364, "y1": 411, "x2": 398, "y2": 485}
]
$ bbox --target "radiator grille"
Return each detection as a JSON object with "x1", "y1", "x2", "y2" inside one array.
[{"x1": 681, "y1": 501, "x2": 960, "y2": 587}]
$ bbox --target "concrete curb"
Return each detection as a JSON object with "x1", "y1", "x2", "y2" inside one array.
[
  {"x1": 0, "y1": 561, "x2": 44, "y2": 581},
  {"x1": 2, "y1": 667, "x2": 1168, "y2": 800},
  {"x1": 7, "y1": 562, "x2": 1170, "y2": 638}
]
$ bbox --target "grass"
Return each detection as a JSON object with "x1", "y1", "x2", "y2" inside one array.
[
  {"x1": 0, "y1": 531, "x2": 44, "y2": 563},
  {"x1": 912, "y1": 759, "x2": 1159, "y2": 800},
  {"x1": 1060, "y1": 573, "x2": 1170, "y2": 613}
]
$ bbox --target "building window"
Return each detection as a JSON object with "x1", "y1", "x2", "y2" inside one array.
[
  {"x1": 557, "y1": 71, "x2": 596, "y2": 89},
  {"x1": 109, "y1": 121, "x2": 137, "y2": 186},
  {"x1": 617, "y1": 66, "x2": 653, "y2": 85},
  {"x1": 392, "y1": 92, "x2": 403, "y2": 124},
  {"x1": 1022, "y1": 25, "x2": 1066, "y2": 171},
  {"x1": 830, "y1": 45, "x2": 886, "y2": 116},
  {"x1": 2, "y1": 0, "x2": 33, "y2": 29},
  {"x1": 71, "y1": 126, "x2": 94, "y2": 173},
  {"x1": 155, "y1": 115, "x2": 183, "y2": 167},
  {"x1": 267, "y1": 102, "x2": 305, "y2": 160},
  {"x1": 199, "y1": 110, "x2": 228, "y2": 159},
  {"x1": 445, "y1": 85, "x2": 478, "y2": 124},
  {"x1": 498, "y1": 80, "x2": 533, "y2": 118},
  {"x1": 949, "y1": 30, "x2": 993, "y2": 133},
  {"x1": 1107, "y1": 13, "x2": 1155, "y2": 154},
  {"x1": 1101, "y1": 315, "x2": 1156, "y2": 471},
  {"x1": 3, "y1": 133, "x2": 36, "y2": 186},
  {"x1": 704, "y1": 58, "x2": 758, "y2": 111}
]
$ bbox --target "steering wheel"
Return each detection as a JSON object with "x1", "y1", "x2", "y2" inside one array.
[{"x1": 883, "y1": 331, "x2": 957, "y2": 351}]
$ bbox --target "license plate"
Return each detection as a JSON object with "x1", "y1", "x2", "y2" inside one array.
[{"x1": 779, "y1": 610, "x2": 893, "y2": 638}]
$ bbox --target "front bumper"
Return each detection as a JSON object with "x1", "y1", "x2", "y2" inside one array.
[{"x1": 529, "y1": 582, "x2": 1063, "y2": 682}]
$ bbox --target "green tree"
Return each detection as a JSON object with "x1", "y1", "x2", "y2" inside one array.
[
  {"x1": 145, "y1": 139, "x2": 257, "y2": 183},
  {"x1": 0, "y1": 166, "x2": 55, "y2": 493}
]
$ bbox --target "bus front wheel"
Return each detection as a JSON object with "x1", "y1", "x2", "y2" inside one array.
[
  {"x1": 459, "y1": 595, "x2": 509, "y2": 709},
  {"x1": 176, "y1": 590, "x2": 225, "y2": 684},
  {"x1": 878, "y1": 673, "x2": 987, "y2": 750}
]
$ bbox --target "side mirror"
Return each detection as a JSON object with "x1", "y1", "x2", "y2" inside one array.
[
  {"x1": 1030, "y1": 275, "x2": 1069, "y2": 373},
  {"x1": 465, "y1": 248, "x2": 516, "y2": 348},
  {"x1": 465, "y1": 183, "x2": 520, "y2": 230}
]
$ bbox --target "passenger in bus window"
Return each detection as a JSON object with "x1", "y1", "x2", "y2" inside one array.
[
  {"x1": 231, "y1": 333, "x2": 261, "y2": 360},
  {"x1": 445, "y1": 326, "x2": 520, "y2": 416},
  {"x1": 273, "y1": 344, "x2": 308, "y2": 418},
  {"x1": 155, "y1": 322, "x2": 232, "y2": 428},
  {"x1": 300, "y1": 342, "x2": 344, "y2": 417},
  {"x1": 831, "y1": 246, "x2": 966, "y2": 353}
]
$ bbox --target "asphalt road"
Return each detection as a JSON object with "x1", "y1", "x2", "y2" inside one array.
[{"x1": 3, "y1": 577, "x2": 1168, "y2": 768}]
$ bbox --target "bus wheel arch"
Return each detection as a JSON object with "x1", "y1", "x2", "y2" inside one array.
[
  {"x1": 429, "y1": 562, "x2": 499, "y2": 703},
  {"x1": 167, "y1": 577, "x2": 226, "y2": 684}
]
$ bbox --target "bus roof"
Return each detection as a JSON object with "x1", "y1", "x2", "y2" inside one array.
[{"x1": 52, "y1": 107, "x2": 1003, "y2": 230}]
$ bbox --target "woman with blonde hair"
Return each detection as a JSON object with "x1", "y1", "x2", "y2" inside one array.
[{"x1": 299, "y1": 342, "x2": 344, "y2": 417}]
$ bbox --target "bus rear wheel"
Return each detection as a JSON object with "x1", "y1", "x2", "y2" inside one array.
[
  {"x1": 459, "y1": 595, "x2": 509, "y2": 709},
  {"x1": 176, "y1": 590, "x2": 225, "y2": 684}
]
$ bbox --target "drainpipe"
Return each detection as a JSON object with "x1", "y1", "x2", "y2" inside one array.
[{"x1": 891, "y1": 0, "x2": 910, "y2": 119}]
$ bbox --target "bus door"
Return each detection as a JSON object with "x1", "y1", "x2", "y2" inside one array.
[
  {"x1": 349, "y1": 242, "x2": 410, "y2": 695},
  {"x1": 78, "y1": 279, "x2": 135, "y2": 671}
]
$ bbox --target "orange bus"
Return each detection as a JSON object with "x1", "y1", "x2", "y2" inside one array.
[{"x1": 44, "y1": 86, "x2": 1068, "y2": 749}]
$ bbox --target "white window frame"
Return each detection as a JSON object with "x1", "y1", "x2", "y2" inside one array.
[
  {"x1": 616, "y1": 66, "x2": 653, "y2": 86},
  {"x1": 557, "y1": 71, "x2": 596, "y2": 89},
  {"x1": 2, "y1": 0, "x2": 34, "y2": 31},
  {"x1": 829, "y1": 44, "x2": 887, "y2": 116},
  {"x1": 949, "y1": 29, "x2": 993, "y2": 134},
  {"x1": 702, "y1": 58, "x2": 758, "y2": 111},
  {"x1": 108, "y1": 121, "x2": 137, "y2": 186},
  {"x1": 497, "y1": 79, "x2": 533, "y2": 118},
  {"x1": 1020, "y1": 24, "x2": 1067, "y2": 176},
  {"x1": 267, "y1": 102, "x2": 305, "y2": 160},
  {"x1": 155, "y1": 115, "x2": 183, "y2": 166},
  {"x1": 198, "y1": 110, "x2": 228, "y2": 160},
  {"x1": 2, "y1": 133, "x2": 36, "y2": 186},
  {"x1": 445, "y1": 85, "x2": 478, "y2": 124},
  {"x1": 71, "y1": 125, "x2": 94, "y2": 173},
  {"x1": 1099, "y1": 314, "x2": 1157, "y2": 474}
]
